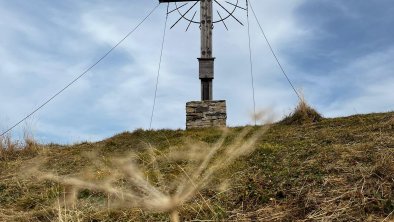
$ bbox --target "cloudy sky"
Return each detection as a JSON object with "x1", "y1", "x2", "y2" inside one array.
[{"x1": 0, "y1": 0, "x2": 393, "y2": 144}]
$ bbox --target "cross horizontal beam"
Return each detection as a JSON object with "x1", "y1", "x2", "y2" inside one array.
[{"x1": 159, "y1": 0, "x2": 199, "y2": 3}]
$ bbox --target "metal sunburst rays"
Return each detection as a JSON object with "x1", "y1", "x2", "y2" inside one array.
[{"x1": 165, "y1": 0, "x2": 247, "y2": 31}]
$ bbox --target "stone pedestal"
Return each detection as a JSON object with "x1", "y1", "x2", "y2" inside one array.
[{"x1": 186, "y1": 100, "x2": 227, "y2": 129}]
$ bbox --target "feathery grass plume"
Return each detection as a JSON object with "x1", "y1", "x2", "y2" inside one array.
[
  {"x1": 38, "y1": 118, "x2": 271, "y2": 221},
  {"x1": 23, "y1": 124, "x2": 38, "y2": 151},
  {"x1": 0, "y1": 125, "x2": 39, "y2": 161},
  {"x1": 0, "y1": 133, "x2": 17, "y2": 160},
  {"x1": 280, "y1": 97, "x2": 322, "y2": 125},
  {"x1": 251, "y1": 109, "x2": 276, "y2": 126},
  {"x1": 0, "y1": 135, "x2": 4, "y2": 158}
]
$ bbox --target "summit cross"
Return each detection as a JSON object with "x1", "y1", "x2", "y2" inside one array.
[
  {"x1": 158, "y1": 0, "x2": 245, "y2": 128},
  {"x1": 160, "y1": 0, "x2": 214, "y2": 101}
]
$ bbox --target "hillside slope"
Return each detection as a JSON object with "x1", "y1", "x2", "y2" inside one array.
[{"x1": 1, "y1": 112, "x2": 394, "y2": 221}]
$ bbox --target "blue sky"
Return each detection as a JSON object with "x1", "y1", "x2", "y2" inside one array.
[{"x1": 0, "y1": 0, "x2": 393, "y2": 144}]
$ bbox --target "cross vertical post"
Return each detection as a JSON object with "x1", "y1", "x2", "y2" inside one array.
[
  {"x1": 159, "y1": 0, "x2": 228, "y2": 129},
  {"x1": 199, "y1": 0, "x2": 214, "y2": 101}
]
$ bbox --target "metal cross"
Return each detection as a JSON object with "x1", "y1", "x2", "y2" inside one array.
[{"x1": 160, "y1": 0, "x2": 215, "y2": 101}]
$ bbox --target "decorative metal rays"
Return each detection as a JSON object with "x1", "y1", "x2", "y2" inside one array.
[
  {"x1": 158, "y1": 0, "x2": 248, "y2": 101},
  {"x1": 162, "y1": 0, "x2": 247, "y2": 31}
]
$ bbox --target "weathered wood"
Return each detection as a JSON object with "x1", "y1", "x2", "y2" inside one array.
[
  {"x1": 159, "y1": 0, "x2": 215, "y2": 101},
  {"x1": 200, "y1": 0, "x2": 213, "y2": 59},
  {"x1": 198, "y1": 58, "x2": 214, "y2": 78},
  {"x1": 201, "y1": 79, "x2": 212, "y2": 100},
  {"x1": 159, "y1": 0, "x2": 228, "y2": 128},
  {"x1": 199, "y1": 0, "x2": 214, "y2": 101}
]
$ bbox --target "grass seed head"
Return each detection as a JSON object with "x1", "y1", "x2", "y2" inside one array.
[{"x1": 37, "y1": 116, "x2": 272, "y2": 222}]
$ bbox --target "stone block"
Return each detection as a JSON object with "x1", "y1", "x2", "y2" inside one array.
[{"x1": 186, "y1": 100, "x2": 227, "y2": 129}]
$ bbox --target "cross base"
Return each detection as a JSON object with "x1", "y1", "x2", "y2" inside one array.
[{"x1": 186, "y1": 100, "x2": 227, "y2": 129}]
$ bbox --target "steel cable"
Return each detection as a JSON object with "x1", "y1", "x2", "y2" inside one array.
[
  {"x1": 246, "y1": 0, "x2": 257, "y2": 126},
  {"x1": 0, "y1": 3, "x2": 160, "y2": 137},
  {"x1": 248, "y1": 0, "x2": 302, "y2": 101},
  {"x1": 149, "y1": 3, "x2": 170, "y2": 129}
]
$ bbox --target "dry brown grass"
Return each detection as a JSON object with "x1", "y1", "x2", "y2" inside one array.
[
  {"x1": 280, "y1": 99, "x2": 323, "y2": 125},
  {"x1": 0, "y1": 129, "x2": 39, "y2": 161},
  {"x1": 1, "y1": 112, "x2": 393, "y2": 221},
  {"x1": 0, "y1": 134, "x2": 19, "y2": 160},
  {"x1": 36, "y1": 124, "x2": 271, "y2": 222}
]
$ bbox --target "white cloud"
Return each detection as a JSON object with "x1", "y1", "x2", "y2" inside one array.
[
  {"x1": 322, "y1": 47, "x2": 394, "y2": 116},
  {"x1": 1, "y1": 0, "x2": 392, "y2": 143}
]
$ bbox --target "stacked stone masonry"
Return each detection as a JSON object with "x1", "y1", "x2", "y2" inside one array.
[{"x1": 186, "y1": 100, "x2": 227, "y2": 129}]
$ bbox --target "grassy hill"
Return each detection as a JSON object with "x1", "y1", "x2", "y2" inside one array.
[{"x1": 1, "y1": 111, "x2": 393, "y2": 221}]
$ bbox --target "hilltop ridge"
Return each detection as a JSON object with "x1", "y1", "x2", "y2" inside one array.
[{"x1": 0, "y1": 111, "x2": 393, "y2": 221}]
